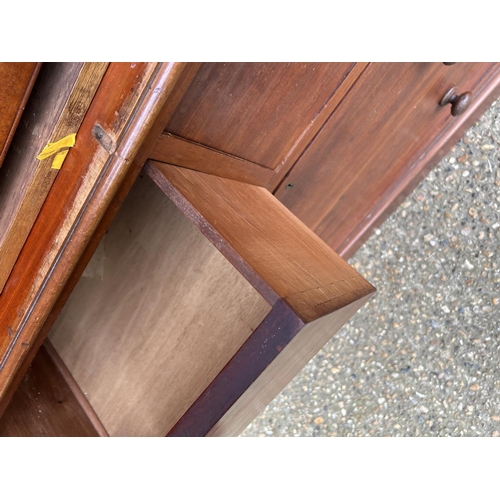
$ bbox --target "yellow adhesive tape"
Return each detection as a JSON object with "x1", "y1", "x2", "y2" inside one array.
[
  {"x1": 50, "y1": 149, "x2": 70, "y2": 170},
  {"x1": 36, "y1": 133, "x2": 76, "y2": 169}
]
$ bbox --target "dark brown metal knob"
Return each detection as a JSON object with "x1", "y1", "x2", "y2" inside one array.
[
  {"x1": 439, "y1": 87, "x2": 473, "y2": 117},
  {"x1": 443, "y1": 62, "x2": 456, "y2": 66}
]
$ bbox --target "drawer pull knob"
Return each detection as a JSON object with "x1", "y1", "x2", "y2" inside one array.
[
  {"x1": 439, "y1": 87, "x2": 473, "y2": 116},
  {"x1": 443, "y1": 62, "x2": 456, "y2": 66}
]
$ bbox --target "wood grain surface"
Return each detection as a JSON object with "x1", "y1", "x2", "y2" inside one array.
[
  {"x1": 266, "y1": 62, "x2": 368, "y2": 191},
  {"x1": 0, "y1": 63, "x2": 185, "y2": 415},
  {"x1": 0, "y1": 342, "x2": 99, "y2": 437},
  {"x1": 151, "y1": 132, "x2": 275, "y2": 186},
  {"x1": 164, "y1": 63, "x2": 361, "y2": 175},
  {"x1": 0, "y1": 63, "x2": 108, "y2": 292},
  {"x1": 275, "y1": 62, "x2": 500, "y2": 257},
  {"x1": 154, "y1": 63, "x2": 369, "y2": 189},
  {"x1": 147, "y1": 161, "x2": 375, "y2": 323},
  {"x1": 0, "y1": 63, "x2": 41, "y2": 169},
  {"x1": 49, "y1": 174, "x2": 271, "y2": 436},
  {"x1": 0, "y1": 63, "x2": 188, "y2": 420}
]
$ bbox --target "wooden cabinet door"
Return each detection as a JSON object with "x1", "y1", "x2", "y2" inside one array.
[
  {"x1": 275, "y1": 62, "x2": 500, "y2": 256},
  {"x1": 152, "y1": 63, "x2": 366, "y2": 186}
]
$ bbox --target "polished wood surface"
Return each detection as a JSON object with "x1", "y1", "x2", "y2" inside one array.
[
  {"x1": 0, "y1": 63, "x2": 41, "y2": 169},
  {"x1": 0, "y1": 63, "x2": 185, "y2": 415},
  {"x1": 147, "y1": 161, "x2": 375, "y2": 323},
  {"x1": 160, "y1": 63, "x2": 368, "y2": 189},
  {"x1": 275, "y1": 62, "x2": 500, "y2": 257},
  {"x1": 50, "y1": 174, "x2": 271, "y2": 436},
  {"x1": 0, "y1": 63, "x2": 108, "y2": 292},
  {"x1": 266, "y1": 62, "x2": 368, "y2": 191},
  {"x1": 166, "y1": 63, "x2": 355, "y2": 169},
  {"x1": 0, "y1": 343, "x2": 99, "y2": 437}
]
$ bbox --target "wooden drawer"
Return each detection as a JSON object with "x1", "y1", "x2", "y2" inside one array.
[
  {"x1": 275, "y1": 62, "x2": 500, "y2": 256},
  {"x1": 0, "y1": 160, "x2": 374, "y2": 437}
]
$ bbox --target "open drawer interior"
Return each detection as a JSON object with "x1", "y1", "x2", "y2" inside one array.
[
  {"x1": 0, "y1": 161, "x2": 375, "y2": 437},
  {"x1": 50, "y1": 171, "x2": 271, "y2": 436}
]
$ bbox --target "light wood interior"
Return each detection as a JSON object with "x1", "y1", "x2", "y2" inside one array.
[
  {"x1": 147, "y1": 161, "x2": 375, "y2": 323},
  {"x1": 49, "y1": 174, "x2": 271, "y2": 436}
]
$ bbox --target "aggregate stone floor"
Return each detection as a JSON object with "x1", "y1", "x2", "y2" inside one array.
[{"x1": 242, "y1": 98, "x2": 500, "y2": 437}]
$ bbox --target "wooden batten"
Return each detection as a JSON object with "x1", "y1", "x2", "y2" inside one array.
[{"x1": 150, "y1": 132, "x2": 275, "y2": 187}]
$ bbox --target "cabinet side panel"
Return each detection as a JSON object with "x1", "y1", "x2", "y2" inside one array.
[{"x1": 0, "y1": 63, "x2": 183, "y2": 417}]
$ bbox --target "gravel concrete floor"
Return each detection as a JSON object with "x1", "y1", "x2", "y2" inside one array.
[{"x1": 242, "y1": 98, "x2": 500, "y2": 437}]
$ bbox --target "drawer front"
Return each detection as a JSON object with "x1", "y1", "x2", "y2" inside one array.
[{"x1": 275, "y1": 62, "x2": 500, "y2": 255}]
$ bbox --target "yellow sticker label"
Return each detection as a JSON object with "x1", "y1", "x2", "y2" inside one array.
[{"x1": 36, "y1": 133, "x2": 76, "y2": 169}]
